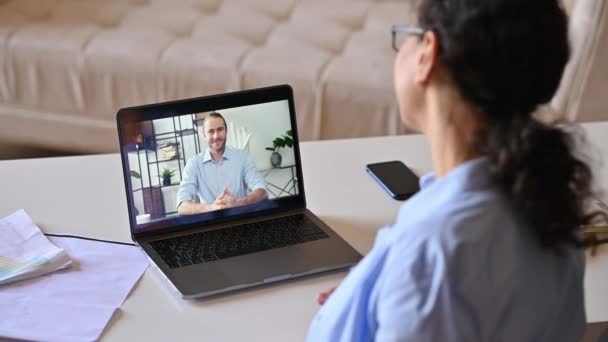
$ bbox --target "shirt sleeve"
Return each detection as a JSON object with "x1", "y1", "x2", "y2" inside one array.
[
  {"x1": 176, "y1": 158, "x2": 201, "y2": 209},
  {"x1": 242, "y1": 153, "x2": 267, "y2": 193},
  {"x1": 374, "y1": 239, "x2": 480, "y2": 342}
]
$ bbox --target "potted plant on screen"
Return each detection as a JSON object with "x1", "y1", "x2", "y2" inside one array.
[
  {"x1": 160, "y1": 168, "x2": 176, "y2": 186},
  {"x1": 265, "y1": 130, "x2": 293, "y2": 168},
  {"x1": 130, "y1": 170, "x2": 141, "y2": 180}
]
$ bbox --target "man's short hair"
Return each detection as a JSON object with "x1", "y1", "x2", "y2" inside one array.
[{"x1": 201, "y1": 112, "x2": 227, "y2": 133}]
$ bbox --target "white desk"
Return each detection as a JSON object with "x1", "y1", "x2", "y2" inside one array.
[{"x1": 1, "y1": 122, "x2": 607, "y2": 340}]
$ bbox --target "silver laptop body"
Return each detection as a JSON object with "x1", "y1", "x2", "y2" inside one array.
[{"x1": 117, "y1": 85, "x2": 361, "y2": 299}]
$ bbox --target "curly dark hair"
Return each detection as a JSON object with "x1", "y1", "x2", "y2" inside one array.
[{"x1": 417, "y1": 0, "x2": 605, "y2": 251}]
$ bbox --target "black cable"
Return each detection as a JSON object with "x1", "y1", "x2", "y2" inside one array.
[{"x1": 44, "y1": 233, "x2": 136, "y2": 246}]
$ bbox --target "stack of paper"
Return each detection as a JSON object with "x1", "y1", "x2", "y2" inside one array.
[
  {"x1": 0, "y1": 209, "x2": 72, "y2": 285},
  {"x1": 0, "y1": 210, "x2": 149, "y2": 341}
]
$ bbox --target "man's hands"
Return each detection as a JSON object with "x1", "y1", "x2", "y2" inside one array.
[
  {"x1": 221, "y1": 187, "x2": 238, "y2": 207},
  {"x1": 178, "y1": 186, "x2": 260, "y2": 215},
  {"x1": 211, "y1": 187, "x2": 239, "y2": 210}
]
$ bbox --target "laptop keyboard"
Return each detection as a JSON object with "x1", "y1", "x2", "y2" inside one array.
[{"x1": 150, "y1": 214, "x2": 329, "y2": 268}]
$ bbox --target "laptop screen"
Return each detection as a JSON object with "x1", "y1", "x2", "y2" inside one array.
[{"x1": 118, "y1": 86, "x2": 305, "y2": 235}]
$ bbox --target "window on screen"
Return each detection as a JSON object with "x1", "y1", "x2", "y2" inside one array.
[{"x1": 125, "y1": 100, "x2": 298, "y2": 226}]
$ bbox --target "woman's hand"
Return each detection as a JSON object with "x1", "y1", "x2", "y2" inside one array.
[{"x1": 317, "y1": 286, "x2": 337, "y2": 306}]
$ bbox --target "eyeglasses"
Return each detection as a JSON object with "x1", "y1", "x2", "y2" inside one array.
[{"x1": 391, "y1": 25, "x2": 425, "y2": 52}]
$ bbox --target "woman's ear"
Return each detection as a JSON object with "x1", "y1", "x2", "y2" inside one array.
[{"x1": 414, "y1": 30, "x2": 440, "y2": 85}]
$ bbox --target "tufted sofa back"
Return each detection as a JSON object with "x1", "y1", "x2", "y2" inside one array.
[
  {"x1": 0, "y1": 0, "x2": 418, "y2": 149},
  {"x1": 0, "y1": 0, "x2": 605, "y2": 154}
]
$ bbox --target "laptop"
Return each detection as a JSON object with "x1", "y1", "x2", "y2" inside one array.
[{"x1": 116, "y1": 84, "x2": 362, "y2": 299}]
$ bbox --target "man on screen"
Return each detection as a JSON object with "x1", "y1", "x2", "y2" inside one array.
[{"x1": 176, "y1": 112, "x2": 268, "y2": 215}]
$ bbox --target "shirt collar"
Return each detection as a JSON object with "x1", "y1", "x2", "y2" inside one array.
[
  {"x1": 419, "y1": 157, "x2": 491, "y2": 191},
  {"x1": 202, "y1": 147, "x2": 232, "y2": 164},
  {"x1": 419, "y1": 172, "x2": 436, "y2": 189}
]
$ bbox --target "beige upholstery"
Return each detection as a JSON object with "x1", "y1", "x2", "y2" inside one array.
[
  {"x1": 0, "y1": 0, "x2": 416, "y2": 152},
  {"x1": 0, "y1": 0, "x2": 605, "y2": 153}
]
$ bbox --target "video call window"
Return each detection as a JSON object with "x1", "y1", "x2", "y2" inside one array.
[{"x1": 124, "y1": 100, "x2": 297, "y2": 230}]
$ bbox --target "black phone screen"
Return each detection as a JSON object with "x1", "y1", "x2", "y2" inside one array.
[{"x1": 366, "y1": 161, "x2": 420, "y2": 200}]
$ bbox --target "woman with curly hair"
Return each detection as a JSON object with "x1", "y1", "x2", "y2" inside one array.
[{"x1": 307, "y1": 1, "x2": 604, "y2": 341}]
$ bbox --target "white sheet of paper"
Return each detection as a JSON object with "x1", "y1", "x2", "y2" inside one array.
[
  {"x1": 0, "y1": 209, "x2": 72, "y2": 285},
  {"x1": 0, "y1": 236, "x2": 149, "y2": 342}
]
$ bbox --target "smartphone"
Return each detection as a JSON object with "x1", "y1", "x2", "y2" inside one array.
[{"x1": 365, "y1": 161, "x2": 420, "y2": 200}]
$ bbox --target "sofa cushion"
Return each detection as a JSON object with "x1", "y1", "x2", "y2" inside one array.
[
  {"x1": 0, "y1": 0, "x2": 414, "y2": 151},
  {"x1": 2, "y1": 0, "x2": 604, "y2": 153}
]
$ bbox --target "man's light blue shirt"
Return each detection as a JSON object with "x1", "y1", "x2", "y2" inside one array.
[
  {"x1": 176, "y1": 147, "x2": 266, "y2": 208},
  {"x1": 306, "y1": 158, "x2": 585, "y2": 342}
]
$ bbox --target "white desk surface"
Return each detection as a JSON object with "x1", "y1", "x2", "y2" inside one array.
[{"x1": 1, "y1": 122, "x2": 607, "y2": 340}]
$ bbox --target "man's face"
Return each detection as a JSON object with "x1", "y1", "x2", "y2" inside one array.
[{"x1": 203, "y1": 116, "x2": 227, "y2": 152}]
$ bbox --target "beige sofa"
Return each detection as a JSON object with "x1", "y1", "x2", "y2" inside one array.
[{"x1": 0, "y1": 0, "x2": 605, "y2": 154}]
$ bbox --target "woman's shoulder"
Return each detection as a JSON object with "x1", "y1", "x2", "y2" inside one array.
[
  {"x1": 384, "y1": 190, "x2": 529, "y2": 290},
  {"x1": 396, "y1": 177, "x2": 508, "y2": 235},
  {"x1": 379, "y1": 185, "x2": 516, "y2": 281}
]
